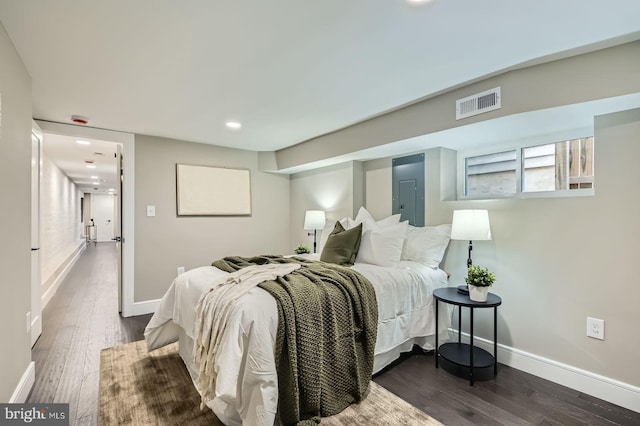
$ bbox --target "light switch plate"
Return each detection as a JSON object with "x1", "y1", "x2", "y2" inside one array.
[{"x1": 146, "y1": 205, "x2": 156, "y2": 217}]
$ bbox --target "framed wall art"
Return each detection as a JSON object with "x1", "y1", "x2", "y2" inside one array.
[{"x1": 176, "y1": 164, "x2": 251, "y2": 216}]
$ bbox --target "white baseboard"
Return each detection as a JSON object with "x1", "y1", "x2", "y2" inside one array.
[
  {"x1": 10, "y1": 362, "x2": 35, "y2": 403},
  {"x1": 448, "y1": 328, "x2": 640, "y2": 413},
  {"x1": 41, "y1": 243, "x2": 86, "y2": 308},
  {"x1": 129, "y1": 299, "x2": 161, "y2": 316}
]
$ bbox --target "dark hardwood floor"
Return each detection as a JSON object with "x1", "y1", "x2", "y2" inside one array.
[
  {"x1": 27, "y1": 243, "x2": 151, "y2": 425},
  {"x1": 374, "y1": 352, "x2": 640, "y2": 425},
  {"x1": 28, "y1": 243, "x2": 639, "y2": 425}
]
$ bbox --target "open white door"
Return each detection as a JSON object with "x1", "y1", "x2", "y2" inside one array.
[
  {"x1": 30, "y1": 123, "x2": 43, "y2": 346},
  {"x1": 115, "y1": 144, "x2": 123, "y2": 312}
]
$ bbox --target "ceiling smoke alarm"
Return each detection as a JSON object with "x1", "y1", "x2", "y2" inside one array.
[{"x1": 71, "y1": 115, "x2": 89, "y2": 125}]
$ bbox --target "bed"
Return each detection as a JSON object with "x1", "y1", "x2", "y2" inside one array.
[{"x1": 145, "y1": 208, "x2": 452, "y2": 426}]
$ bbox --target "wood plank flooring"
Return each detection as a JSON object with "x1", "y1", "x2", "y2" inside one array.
[
  {"x1": 373, "y1": 352, "x2": 640, "y2": 425},
  {"x1": 27, "y1": 243, "x2": 151, "y2": 425},
  {"x1": 28, "y1": 243, "x2": 640, "y2": 425}
]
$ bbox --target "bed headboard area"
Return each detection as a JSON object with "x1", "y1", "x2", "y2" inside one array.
[{"x1": 317, "y1": 207, "x2": 451, "y2": 270}]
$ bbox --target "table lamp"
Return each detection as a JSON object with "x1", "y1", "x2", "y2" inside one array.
[
  {"x1": 304, "y1": 210, "x2": 326, "y2": 253},
  {"x1": 451, "y1": 209, "x2": 491, "y2": 294}
]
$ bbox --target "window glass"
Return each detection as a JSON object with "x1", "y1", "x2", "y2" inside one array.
[
  {"x1": 465, "y1": 150, "x2": 517, "y2": 196},
  {"x1": 462, "y1": 136, "x2": 594, "y2": 198},
  {"x1": 522, "y1": 137, "x2": 594, "y2": 192}
]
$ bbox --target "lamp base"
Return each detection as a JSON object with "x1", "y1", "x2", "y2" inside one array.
[{"x1": 457, "y1": 285, "x2": 469, "y2": 295}]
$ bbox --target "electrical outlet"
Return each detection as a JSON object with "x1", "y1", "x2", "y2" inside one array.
[
  {"x1": 26, "y1": 312, "x2": 31, "y2": 333},
  {"x1": 177, "y1": 266, "x2": 185, "y2": 276},
  {"x1": 586, "y1": 317, "x2": 604, "y2": 340}
]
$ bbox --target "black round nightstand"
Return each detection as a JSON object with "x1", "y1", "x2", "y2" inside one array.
[{"x1": 433, "y1": 287, "x2": 502, "y2": 385}]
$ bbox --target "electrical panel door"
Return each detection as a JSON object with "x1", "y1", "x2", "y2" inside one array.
[{"x1": 392, "y1": 153, "x2": 425, "y2": 226}]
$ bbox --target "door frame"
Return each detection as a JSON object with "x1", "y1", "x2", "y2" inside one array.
[{"x1": 35, "y1": 121, "x2": 137, "y2": 317}]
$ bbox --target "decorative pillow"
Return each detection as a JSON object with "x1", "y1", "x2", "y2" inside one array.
[
  {"x1": 320, "y1": 222, "x2": 363, "y2": 266},
  {"x1": 317, "y1": 217, "x2": 351, "y2": 253},
  {"x1": 356, "y1": 220, "x2": 408, "y2": 268},
  {"x1": 401, "y1": 224, "x2": 452, "y2": 268}
]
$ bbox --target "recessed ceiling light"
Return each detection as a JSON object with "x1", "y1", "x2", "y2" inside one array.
[
  {"x1": 91, "y1": 175, "x2": 99, "y2": 179},
  {"x1": 86, "y1": 165, "x2": 96, "y2": 169},
  {"x1": 92, "y1": 181, "x2": 100, "y2": 185},
  {"x1": 76, "y1": 140, "x2": 91, "y2": 145},
  {"x1": 225, "y1": 121, "x2": 242, "y2": 129}
]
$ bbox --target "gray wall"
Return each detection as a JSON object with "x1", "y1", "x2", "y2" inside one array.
[
  {"x1": 289, "y1": 161, "x2": 364, "y2": 251},
  {"x1": 0, "y1": 22, "x2": 32, "y2": 401},
  {"x1": 451, "y1": 109, "x2": 640, "y2": 387},
  {"x1": 134, "y1": 135, "x2": 291, "y2": 302}
]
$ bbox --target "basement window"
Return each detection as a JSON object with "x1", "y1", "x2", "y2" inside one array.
[
  {"x1": 522, "y1": 137, "x2": 594, "y2": 192},
  {"x1": 465, "y1": 150, "x2": 517, "y2": 196},
  {"x1": 462, "y1": 136, "x2": 594, "y2": 198}
]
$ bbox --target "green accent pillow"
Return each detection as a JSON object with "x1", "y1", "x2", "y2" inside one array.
[{"x1": 320, "y1": 221, "x2": 363, "y2": 266}]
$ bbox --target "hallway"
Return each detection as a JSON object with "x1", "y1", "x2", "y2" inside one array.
[{"x1": 27, "y1": 243, "x2": 151, "y2": 425}]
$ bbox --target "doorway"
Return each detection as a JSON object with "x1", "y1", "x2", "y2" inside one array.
[
  {"x1": 392, "y1": 153, "x2": 425, "y2": 226},
  {"x1": 34, "y1": 120, "x2": 135, "y2": 317}
]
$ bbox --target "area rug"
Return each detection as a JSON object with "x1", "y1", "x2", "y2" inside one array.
[{"x1": 99, "y1": 340, "x2": 442, "y2": 425}]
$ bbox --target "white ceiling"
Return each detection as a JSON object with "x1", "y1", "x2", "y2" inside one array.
[
  {"x1": 42, "y1": 134, "x2": 121, "y2": 194},
  {"x1": 2, "y1": 0, "x2": 640, "y2": 183}
]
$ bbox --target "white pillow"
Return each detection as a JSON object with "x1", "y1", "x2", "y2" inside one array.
[
  {"x1": 356, "y1": 220, "x2": 408, "y2": 268},
  {"x1": 354, "y1": 206, "x2": 402, "y2": 229},
  {"x1": 376, "y1": 214, "x2": 402, "y2": 227},
  {"x1": 401, "y1": 224, "x2": 452, "y2": 268},
  {"x1": 317, "y1": 217, "x2": 351, "y2": 253},
  {"x1": 354, "y1": 206, "x2": 375, "y2": 224}
]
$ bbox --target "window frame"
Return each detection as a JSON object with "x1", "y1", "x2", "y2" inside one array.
[{"x1": 457, "y1": 130, "x2": 595, "y2": 200}]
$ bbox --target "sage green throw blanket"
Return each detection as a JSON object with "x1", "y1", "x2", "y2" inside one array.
[{"x1": 212, "y1": 255, "x2": 378, "y2": 425}]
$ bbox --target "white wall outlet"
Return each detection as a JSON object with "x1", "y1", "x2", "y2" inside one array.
[
  {"x1": 26, "y1": 312, "x2": 31, "y2": 333},
  {"x1": 146, "y1": 205, "x2": 156, "y2": 217},
  {"x1": 586, "y1": 316, "x2": 604, "y2": 340},
  {"x1": 177, "y1": 266, "x2": 185, "y2": 276}
]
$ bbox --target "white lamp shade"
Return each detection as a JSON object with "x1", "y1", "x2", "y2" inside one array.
[
  {"x1": 304, "y1": 210, "x2": 326, "y2": 230},
  {"x1": 450, "y1": 210, "x2": 491, "y2": 241}
]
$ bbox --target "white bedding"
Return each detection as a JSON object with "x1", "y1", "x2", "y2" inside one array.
[{"x1": 145, "y1": 258, "x2": 451, "y2": 426}]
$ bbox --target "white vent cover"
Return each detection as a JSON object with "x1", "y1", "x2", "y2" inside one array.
[{"x1": 456, "y1": 87, "x2": 501, "y2": 120}]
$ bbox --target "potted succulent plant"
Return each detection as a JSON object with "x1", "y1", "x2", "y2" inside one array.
[
  {"x1": 465, "y1": 265, "x2": 495, "y2": 302},
  {"x1": 294, "y1": 244, "x2": 311, "y2": 255}
]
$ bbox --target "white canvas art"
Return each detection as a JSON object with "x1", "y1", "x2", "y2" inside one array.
[{"x1": 176, "y1": 163, "x2": 251, "y2": 216}]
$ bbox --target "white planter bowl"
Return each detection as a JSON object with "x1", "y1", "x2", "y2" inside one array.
[{"x1": 469, "y1": 285, "x2": 489, "y2": 302}]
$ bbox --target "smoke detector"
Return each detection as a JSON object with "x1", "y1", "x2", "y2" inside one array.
[{"x1": 71, "y1": 115, "x2": 89, "y2": 125}]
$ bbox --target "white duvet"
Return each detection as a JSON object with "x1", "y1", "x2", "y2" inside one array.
[{"x1": 145, "y1": 258, "x2": 450, "y2": 426}]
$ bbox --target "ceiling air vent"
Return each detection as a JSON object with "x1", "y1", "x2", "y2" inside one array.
[{"x1": 456, "y1": 87, "x2": 501, "y2": 120}]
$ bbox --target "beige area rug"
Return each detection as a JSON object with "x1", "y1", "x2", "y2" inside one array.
[{"x1": 99, "y1": 340, "x2": 442, "y2": 425}]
